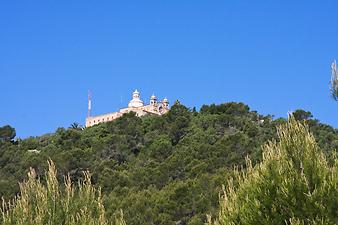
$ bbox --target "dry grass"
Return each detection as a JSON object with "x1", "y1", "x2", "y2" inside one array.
[{"x1": 1, "y1": 160, "x2": 126, "y2": 225}]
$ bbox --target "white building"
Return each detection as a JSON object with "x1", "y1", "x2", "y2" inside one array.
[{"x1": 86, "y1": 90, "x2": 169, "y2": 127}]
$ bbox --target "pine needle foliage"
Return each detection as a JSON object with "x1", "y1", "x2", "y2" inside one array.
[
  {"x1": 1, "y1": 160, "x2": 125, "y2": 225},
  {"x1": 208, "y1": 116, "x2": 337, "y2": 225}
]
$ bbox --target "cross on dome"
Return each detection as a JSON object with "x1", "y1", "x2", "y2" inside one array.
[{"x1": 150, "y1": 94, "x2": 157, "y2": 100}]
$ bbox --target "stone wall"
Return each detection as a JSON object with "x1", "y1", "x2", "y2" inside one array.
[{"x1": 85, "y1": 112, "x2": 122, "y2": 127}]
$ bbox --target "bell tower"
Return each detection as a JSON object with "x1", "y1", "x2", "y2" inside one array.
[
  {"x1": 162, "y1": 97, "x2": 169, "y2": 109},
  {"x1": 150, "y1": 94, "x2": 157, "y2": 106}
]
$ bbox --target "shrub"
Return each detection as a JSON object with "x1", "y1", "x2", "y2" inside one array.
[
  {"x1": 208, "y1": 116, "x2": 337, "y2": 225},
  {"x1": 1, "y1": 160, "x2": 125, "y2": 225}
]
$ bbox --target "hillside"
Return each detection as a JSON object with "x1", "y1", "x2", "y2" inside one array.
[{"x1": 0, "y1": 102, "x2": 337, "y2": 225}]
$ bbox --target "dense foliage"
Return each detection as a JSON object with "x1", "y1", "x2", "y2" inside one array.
[
  {"x1": 0, "y1": 102, "x2": 337, "y2": 225},
  {"x1": 0, "y1": 125, "x2": 16, "y2": 142},
  {"x1": 208, "y1": 117, "x2": 337, "y2": 225}
]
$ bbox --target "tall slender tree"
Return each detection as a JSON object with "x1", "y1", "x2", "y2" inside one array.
[{"x1": 330, "y1": 59, "x2": 338, "y2": 101}]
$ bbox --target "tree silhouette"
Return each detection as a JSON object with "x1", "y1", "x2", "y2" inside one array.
[{"x1": 69, "y1": 122, "x2": 83, "y2": 130}]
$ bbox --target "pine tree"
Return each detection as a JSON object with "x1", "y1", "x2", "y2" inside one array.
[{"x1": 208, "y1": 116, "x2": 337, "y2": 225}]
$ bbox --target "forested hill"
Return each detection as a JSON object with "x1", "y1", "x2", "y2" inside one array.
[{"x1": 0, "y1": 102, "x2": 337, "y2": 225}]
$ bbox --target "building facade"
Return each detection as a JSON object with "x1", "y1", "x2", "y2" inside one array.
[{"x1": 86, "y1": 90, "x2": 169, "y2": 127}]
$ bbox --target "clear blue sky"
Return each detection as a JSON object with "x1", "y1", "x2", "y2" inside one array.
[{"x1": 1, "y1": 0, "x2": 337, "y2": 138}]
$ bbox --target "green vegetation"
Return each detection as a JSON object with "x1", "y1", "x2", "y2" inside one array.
[
  {"x1": 207, "y1": 116, "x2": 337, "y2": 225},
  {"x1": 0, "y1": 125, "x2": 16, "y2": 142},
  {"x1": 0, "y1": 102, "x2": 337, "y2": 224},
  {"x1": 1, "y1": 160, "x2": 126, "y2": 225},
  {"x1": 1, "y1": 160, "x2": 107, "y2": 225}
]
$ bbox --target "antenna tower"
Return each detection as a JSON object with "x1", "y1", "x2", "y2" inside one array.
[{"x1": 87, "y1": 90, "x2": 92, "y2": 118}]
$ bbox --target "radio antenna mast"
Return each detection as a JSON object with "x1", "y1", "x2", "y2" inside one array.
[{"x1": 87, "y1": 90, "x2": 92, "y2": 118}]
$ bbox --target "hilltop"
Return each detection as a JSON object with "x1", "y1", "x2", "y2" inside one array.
[{"x1": 0, "y1": 102, "x2": 337, "y2": 225}]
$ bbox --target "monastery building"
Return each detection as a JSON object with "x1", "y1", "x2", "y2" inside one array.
[{"x1": 86, "y1": 90, "x2": 169, "y2": 127}]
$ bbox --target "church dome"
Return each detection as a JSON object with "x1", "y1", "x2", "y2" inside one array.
[{"x1": 128, "y1": 89, "x2": 144, "y2": 108}]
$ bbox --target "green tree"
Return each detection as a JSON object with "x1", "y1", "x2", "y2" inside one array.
[
  {"x1": 208, "y1": 117, "x2": 337, "y2": 225},
  {"x1": 165, "y1": 102, "x2": 191, "y2": 145},
  {"x1": 0, "y1": 103, "x2": 336, "y2": 225},
  {"x1": 292, "y1": 109, "x2": 313, "y2": 121},
  {"x1": 69, "y1": 122, "x2": 83, "y2": 130},
  {"x1": 0, "y1": 125, "x2": 16, "y2": 141}
]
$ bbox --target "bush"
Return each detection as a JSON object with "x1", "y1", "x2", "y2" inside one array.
[
  {"x1": 208, "y1": 116, "x2": 337, "y2": 225},
  {"x1": 1, "y1": 160, "x2": 125, "y2": 225}
]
